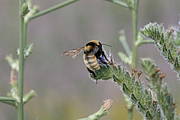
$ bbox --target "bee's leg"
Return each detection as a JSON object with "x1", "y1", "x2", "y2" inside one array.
[
  {"x1": 87, "y1": 67, "x2": 96, "y2": 78},
  {"x1": 102, "y1": 51, "x2": 110, "y2": 63},
  {"x1": 86, "y1": 68, "x2": 98, "y2": 83}
]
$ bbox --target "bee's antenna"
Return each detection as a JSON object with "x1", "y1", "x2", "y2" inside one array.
[{"x1": 102, "y1": 43, "x2": 112, "y2": 47}]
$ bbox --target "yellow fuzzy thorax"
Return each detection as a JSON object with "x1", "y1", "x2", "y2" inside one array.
[{"x1": 89, "y1": 40, "x2": 100, "y2": 45}]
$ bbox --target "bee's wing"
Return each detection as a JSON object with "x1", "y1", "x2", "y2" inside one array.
[{"x1": 63, "y1": 47, "x2": 84, "y2": 58}]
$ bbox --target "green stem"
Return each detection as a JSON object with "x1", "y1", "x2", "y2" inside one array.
[
  {"x1": 136, "y1": 39, "x2": 154, "y2": 47},
  {"x1": 131, "y1": 1, "x2": 139, "y2": 68},
  {"x1": 105, "y1": 0, "x2": 129, "y2": 8},
  {"x1": 29, "y1": 0, "x2": 80, "y2": 20},
  {"x1": 23, "y1": 22, "x2": 28, "y2": 47},
  {"x1": 128, "y1": 0, "x2": 139, "y2": 120},
  {"x1": 0, "y1": 97, "x2": 16, "y2": 106},
  {"x1": 18, "y1": 16, "x2": 24, "y2": 120},
  {"x1": 0, "y1": 97, "x2": 16, "y2": 102},
  {"x1": 18, "y1": 3, "x2": 27, "y2": 120}
]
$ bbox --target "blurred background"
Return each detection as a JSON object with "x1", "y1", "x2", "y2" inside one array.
[{"x1": 0, "y1": 0, "x2": 180, "y2": 119}]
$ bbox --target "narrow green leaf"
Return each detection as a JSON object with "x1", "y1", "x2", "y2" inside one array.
[{"x1": 118, "y1": 52, "x2": 132, "y2": 64}]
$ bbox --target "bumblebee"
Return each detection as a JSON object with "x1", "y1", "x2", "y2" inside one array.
[{"x1": 63, "y1": 40, "x2": 111, "y2": 77}]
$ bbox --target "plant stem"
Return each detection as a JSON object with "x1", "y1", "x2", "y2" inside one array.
[
  {"x1": 23, "y1": 23, "x2": 28, "y2": 47},
  {"x1": 0, "y1": 97, "x2": 16, "y2": 106},
  {"x1": 0, "y1": 97, "x2": 16, "y2": 102},
  {"x1": 105, "y1": 0, "x2": 129, "y2": 8},
  {"x1": 29, "y1": 0, "x2": 80, "y2": 20},
  {"x1": 131, "y1": 0, "x2": 139, "y2": 68},
  {"x1": 18, "y1": 1, "x2": 27, "y2": 120},
  {"x1": 128, "y1": 0, "x2": 139, "y2": 120},
  {"x1": 136, "y1": 39, "x2": 154, "y2": 47},
  {"x1": 18, "y1": 17, "x2": 24, "y2": 120}
]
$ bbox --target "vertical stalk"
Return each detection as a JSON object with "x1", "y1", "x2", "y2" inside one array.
[
  {"x1": 23, "y1": 23, "x2": 28, "y2": 47},
  {"x1": 18, "y1": 16, "x2": 24, "y2": 120},
  {"x1": 18, "y1": 0, "x2": 27, "y2": 120},
  {"x1": 131, "y1": 0, "x2": 139, "y2": 68},
  {"x1": 128, "y1": 0, "x2": 139, "y2": 120}
]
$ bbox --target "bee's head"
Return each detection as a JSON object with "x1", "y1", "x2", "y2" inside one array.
[{"x1": 84, "y1": 40, "x2": 102, "y2": 54}]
